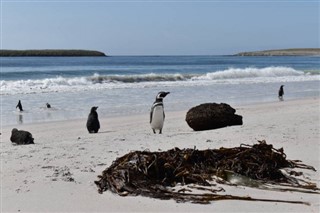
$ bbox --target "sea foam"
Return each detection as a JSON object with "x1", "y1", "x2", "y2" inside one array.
[
  {"x1": 1, "y1": 66, "x2": 318, "y2": 95},
  {"x1": 192, "y1": 66, "x2": 304, "y2": 80}
]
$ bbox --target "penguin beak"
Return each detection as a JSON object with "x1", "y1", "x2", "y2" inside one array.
[
  {"x1": 157, "y1": 91, "x2": 170, "y2": 99},
  {"x1": 163, "y1": 92, "x2": 170, "y2": 97}
]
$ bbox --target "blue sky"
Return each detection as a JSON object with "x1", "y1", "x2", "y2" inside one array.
[{"x1": 1, "y1": 0, "x2": 319, "y2": 55}]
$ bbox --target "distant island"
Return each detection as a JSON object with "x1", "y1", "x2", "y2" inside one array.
[
  {"x1": 0, "y1": 49, "x2": 107, "y2": 57},
  {"x1": 235, "y1": 48, "x2": 320, "y2": 56}
]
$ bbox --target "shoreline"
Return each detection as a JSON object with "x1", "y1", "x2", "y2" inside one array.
[
  {"x1": 2, "y1": 96, "x2": 319, "y2": 128},
  {"x1": 1, "y1": 96, "x2": 319, "y2": 212}
]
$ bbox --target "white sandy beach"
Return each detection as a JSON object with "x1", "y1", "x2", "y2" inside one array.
[{"x1": 1, "y1": 97, "x2": 319, "y2": 212}]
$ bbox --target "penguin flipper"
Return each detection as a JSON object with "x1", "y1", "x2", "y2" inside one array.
[{"x1": 150, "y1": 109, "x2": 153, "y2": 124}]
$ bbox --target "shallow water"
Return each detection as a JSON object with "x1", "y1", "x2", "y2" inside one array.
[{"x1": 2, "y1": 80, "x2": 319, "y2": 126}]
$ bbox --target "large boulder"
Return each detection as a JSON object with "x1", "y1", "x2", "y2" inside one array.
[
  {"x1": 185, "y1": 103, "x2": 243, "y2": 131},
  {"x1": 10, "y1": 128, "x2": 34, "y2": 145}
]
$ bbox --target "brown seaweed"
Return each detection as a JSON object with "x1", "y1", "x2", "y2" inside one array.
[{"x1": 95, "y1": 140, "x2": 319, "y2": 204}]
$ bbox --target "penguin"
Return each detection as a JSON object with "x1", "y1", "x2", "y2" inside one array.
[
  {"x1": 150, "y1": 91, "x2": 170, "y2": 134},
  {"x1": 86, "y1": 106, "x2": 100, "y2": 133},
  {"x1": 10, "y1": 128, "x2": 34, "y2": 145},
  {"x1": 278, "y1": 85, "x2": 284, "y2": 101},
  {"x1": 46, "y1": 103, "x2": 51, "y2": 108},
  {"x1": 16, "y1": 100, "x2": 23, "y2": 111}
]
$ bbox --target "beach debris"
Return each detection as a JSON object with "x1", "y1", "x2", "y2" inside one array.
[
  {"x1": 185, "y1": 103, "x2": 243, "y2": 131},
  {"x1": 10, "y1": 128, "x2": 34, "y2": 145},
  {"x1": 52, "y1": 166, "x2": 75, "y2": 182},
  {"x1": 95, "y1": 140, "x2": 319, "y2": 204}
]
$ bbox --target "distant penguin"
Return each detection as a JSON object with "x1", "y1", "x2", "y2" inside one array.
[
  {"x1": 150, "y1": 91, "x2": 170, "y2": 134},
  {"x1": 86, "y1": 106, "x2": 100, "y2": 133},
  {"x1": 10, "y1": 128, "x2": 34, "y2": 145},
  {"x1": 16, "y1": 100, "x2": 23, "y2": 111},
  {"x1": 46, "y1": 103, "x2": 51, "y2": 108},
  {"x1": 278, "y1": 85, "x2": 284, "y2": 101}
]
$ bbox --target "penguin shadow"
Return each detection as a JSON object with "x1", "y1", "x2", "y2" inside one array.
[{"x1": 95, "y1": 130, "x2": 116, "y2": 134}]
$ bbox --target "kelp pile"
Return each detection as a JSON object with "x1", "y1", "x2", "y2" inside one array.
[{"x1": 95, "y1": 140, "x2": 319, "y2": 204}]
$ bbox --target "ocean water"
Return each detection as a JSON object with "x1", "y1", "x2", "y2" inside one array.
[{"x1": 1, "y1": 55, "x2": 319, "y2": 126}]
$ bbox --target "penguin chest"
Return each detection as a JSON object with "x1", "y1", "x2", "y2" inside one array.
[{"x1": 151, "y1": 106, "x2": 165, "y2": 130}]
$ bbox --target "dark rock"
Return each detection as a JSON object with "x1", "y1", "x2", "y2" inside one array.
[
  {"x1": 10, "y1": 128, "x2": 34, "y2": 145},
  {"x1": 185, "y1": 103, "x2": 243, "y2": 131}
]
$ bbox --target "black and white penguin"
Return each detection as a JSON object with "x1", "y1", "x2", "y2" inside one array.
[
  {"x1": 10, "y1": 128, "x2": 34, "y2": 145},
  {"x1": 16, "y1": 100, "x2": 23, "y2": 111},
  {"x1": 150, "y1": 91, "x2": 170, "y2": 134},
  {"x1": 86, "y1": 106, "x2": 100, "y2": 133},
  {"x1": 278, "y1": 85, "x2": 284, "y2": 101}
]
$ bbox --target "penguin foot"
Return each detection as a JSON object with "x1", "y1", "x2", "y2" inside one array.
[
  {"x1": 159, "y1": 129, "x2": 162, "y2": 134},
  {"x1": 152, "y1": 129, "x2": 156, "y2": 134}
]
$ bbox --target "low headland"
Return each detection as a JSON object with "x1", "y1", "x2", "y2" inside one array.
[
  {"x1": 235, "y1": 48, "x2": 320, "y2": 56},
  {"x1": 0, "y1": 49, "x2": 106, "y2": 57}
]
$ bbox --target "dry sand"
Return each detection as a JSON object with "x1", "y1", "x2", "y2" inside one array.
[{"x1": 1, "y1": 97, "x2": 319, "y2": 212}]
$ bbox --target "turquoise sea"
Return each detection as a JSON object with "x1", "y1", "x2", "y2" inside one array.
[{"x1": 1, "y1": 55, "x2": 319, "y2": 126}]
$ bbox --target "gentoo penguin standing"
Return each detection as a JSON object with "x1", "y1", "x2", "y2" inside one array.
[
  {"x1": 278, "y1": 85, "x2": 284, "y2": 101},
  {"x1": 86, "y1": 106, "x2": 100, "y2": 133},
  {"x1": 150, "y1": 91, "x2": 170, "y2": 134}
]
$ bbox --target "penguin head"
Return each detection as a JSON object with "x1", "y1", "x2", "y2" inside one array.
[
  {"x1": 156, "y1": 91, "x2": 170, "y2": 101},
  {"x1": 90, "y1": 106, "x2": 98, "y2": 113}
]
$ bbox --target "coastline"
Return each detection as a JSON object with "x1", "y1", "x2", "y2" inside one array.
[
  {"x1": 0, "y1": 49, "x2": 106, "y2": 57},
  {"x1": 1, "y1": 97, "x2": 319, "y2": 212},
  {"x1": 235, "y1": 48, "x2": 320, "y2": 56}
]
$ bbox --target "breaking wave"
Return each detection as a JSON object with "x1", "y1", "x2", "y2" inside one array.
[
  {"x1": 1, "y1": 66, "x2": 318, "y2": 95},
  {"x1": 88, "y1": 73, "x2": 191, "y2": 83},
  {"x1": 191, "y1": 66, "x2": 305, "y2": 80}
]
